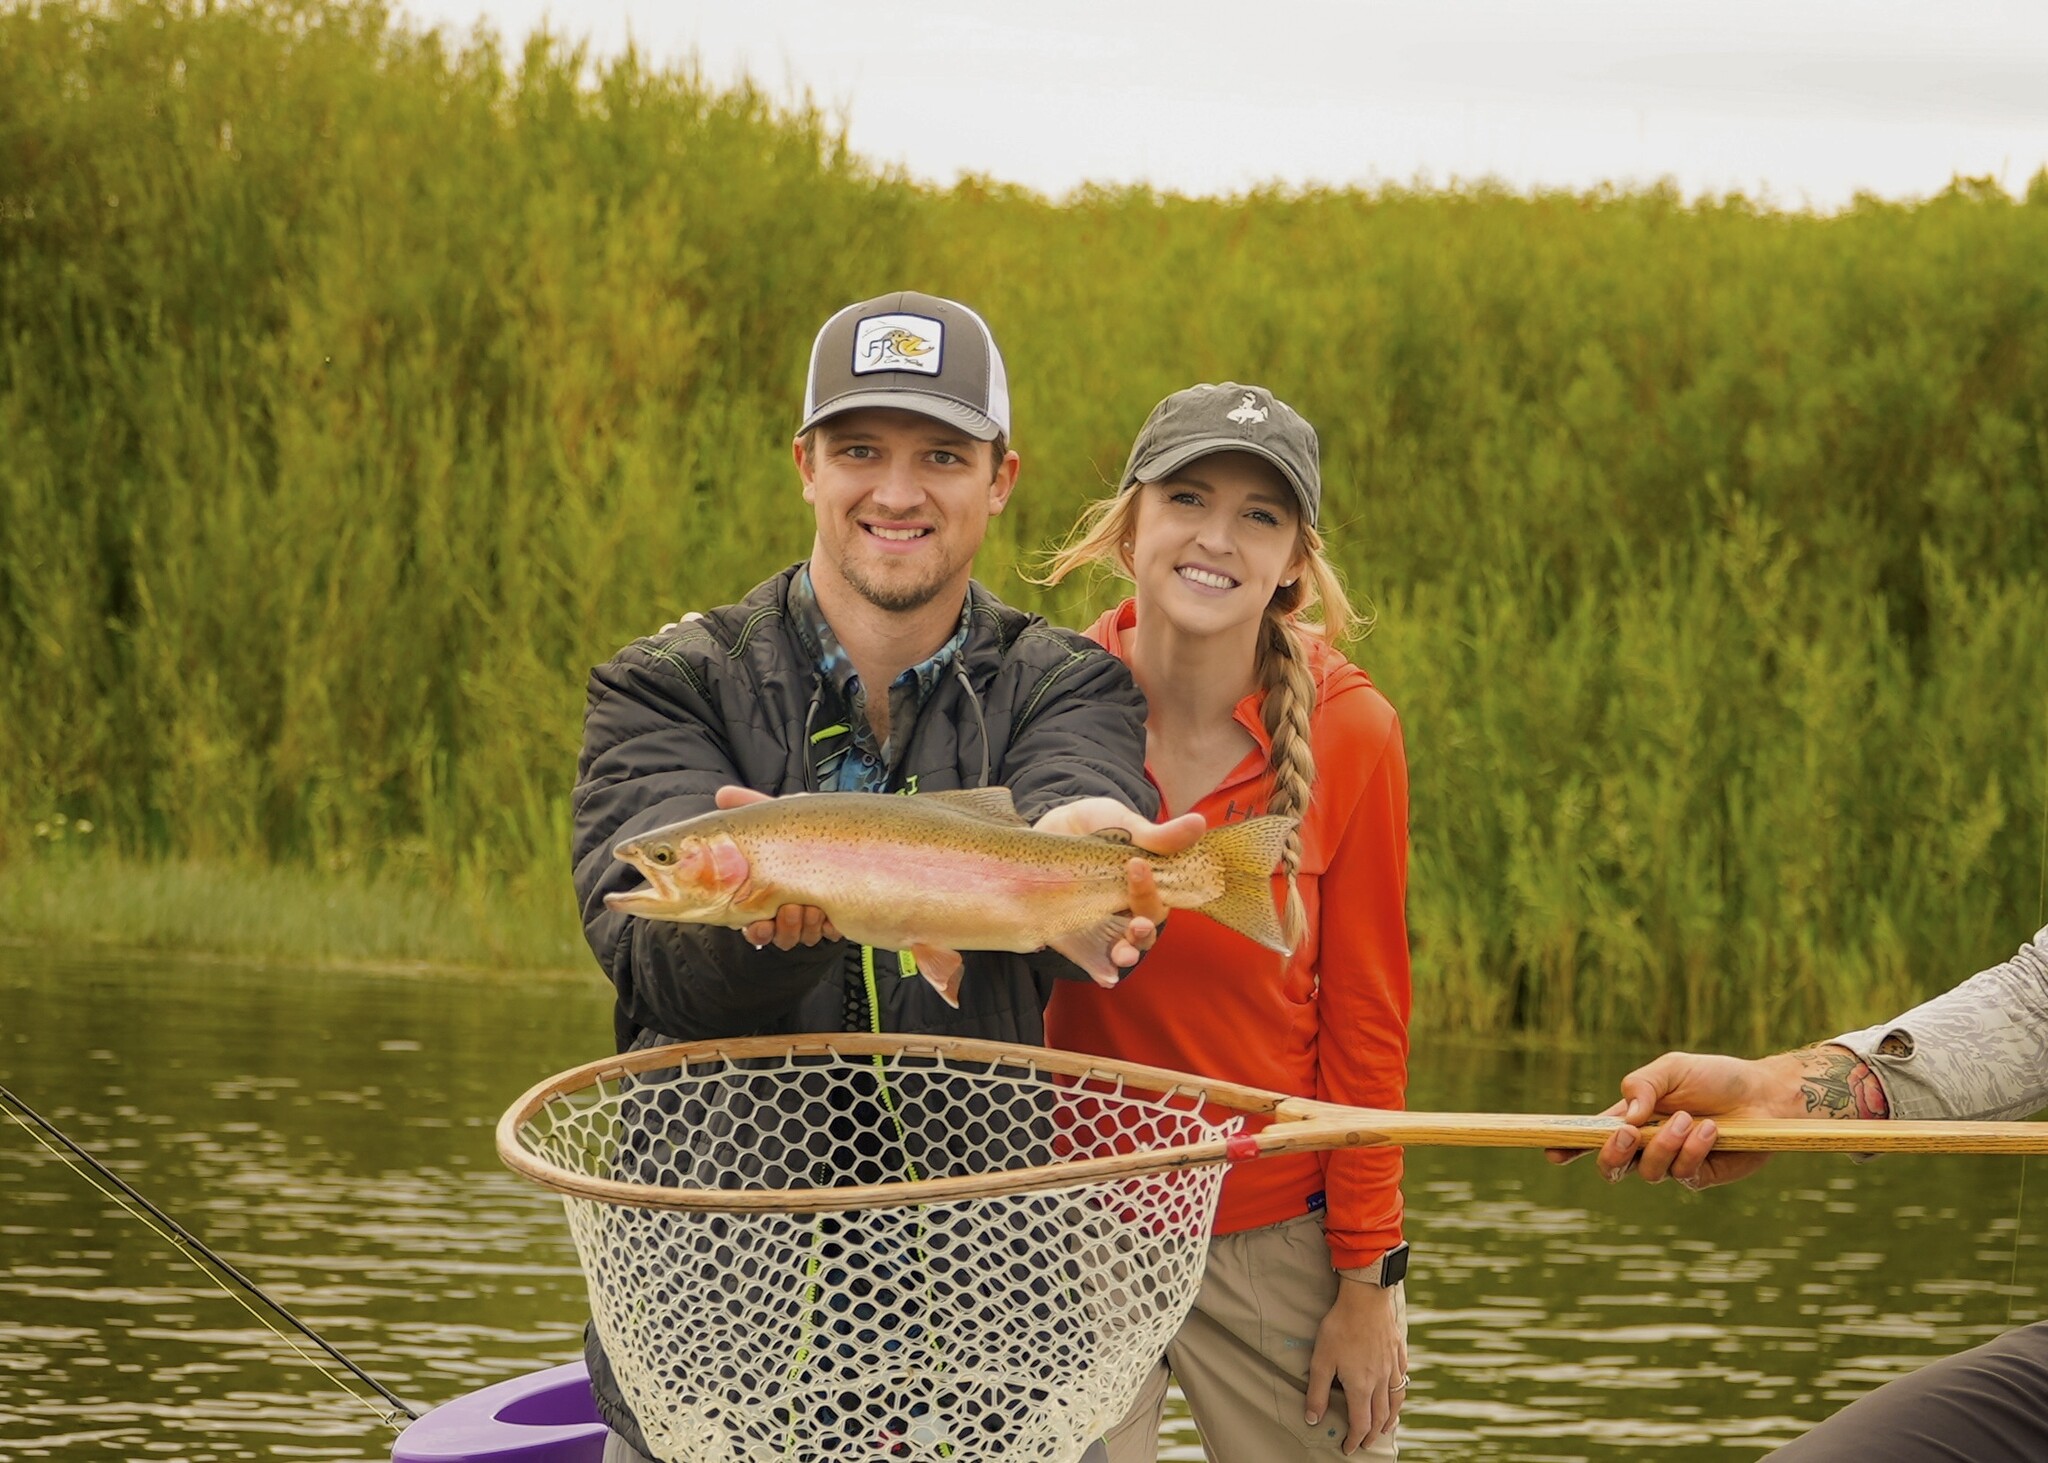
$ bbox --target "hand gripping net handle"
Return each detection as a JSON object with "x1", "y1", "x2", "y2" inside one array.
[{"x1": 498, "y1": 1031, "x2": 2048, "y2": 1217}]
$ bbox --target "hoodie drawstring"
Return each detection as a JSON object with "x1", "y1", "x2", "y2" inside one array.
[{"x1": 953, "y1": 660, "x2": 991, "y2": 790}]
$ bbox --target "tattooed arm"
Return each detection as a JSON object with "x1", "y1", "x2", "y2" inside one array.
[
  {"x1": 1551, "y1": 928, "x2": 2048, "y2": 1190},
  {"x1": 1546, "y1": 1045, "x2": 1891, "y2": 1190},
  {"x1": 1791, "y1": 1043, "x2": 1894, "y2": 1122}
]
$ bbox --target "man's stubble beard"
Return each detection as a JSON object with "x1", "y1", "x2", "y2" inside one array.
[
  {"x1": 840, "y1": 557, "x2": 955, "y2": 614},
  {"x1": 839, "y1": 518, "x2": 983, "y2": 610}
]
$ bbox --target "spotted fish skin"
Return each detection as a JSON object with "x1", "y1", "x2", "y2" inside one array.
[{"x1": 605, "y1": 787, "x2": 1293, "y2": 961}]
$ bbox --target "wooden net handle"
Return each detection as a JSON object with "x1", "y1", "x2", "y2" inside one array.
[
  {"x1": 497, "y1": 1032, "x2": 2048, "y2": 1214},
  {"x1": 1260, "y1": 1104, "x2": 2048, "y2": 1157}
]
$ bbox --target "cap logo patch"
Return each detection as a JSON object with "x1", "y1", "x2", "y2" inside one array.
[
  {"x1": 852, "y1": 313, "x2": 944, "y2": 377},
  {"x1": 1227, "y1": 392, "x2": 1269, "y2": 426}
]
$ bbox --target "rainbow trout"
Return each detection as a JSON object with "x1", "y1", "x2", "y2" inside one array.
[{"x1": 605, "y1": 788, "x2": 1293, "y2": 1006}]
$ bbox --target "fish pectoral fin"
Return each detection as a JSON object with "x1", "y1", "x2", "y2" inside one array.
[
  {"x1": 728, "y1": 878, "x2": 786, "y2": 923},
  {"x1": 917, "y1": 787, "x2": 1028, "y2": 825},
  {"x1": 908, "y1": 943, "x2": 966, "y2": 1009},
  {"x1": 1046, "y1": 918, "x2": 1128, "y2": 989}
]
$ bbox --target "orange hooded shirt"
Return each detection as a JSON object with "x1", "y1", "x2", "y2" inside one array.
[{"x1": 1044, "y1": 600, "x2": 1412, "y2": 1267}]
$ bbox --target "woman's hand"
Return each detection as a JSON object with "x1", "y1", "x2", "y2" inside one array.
[{"x1": 1306, "y1": 1277, "x2": 1407, "y2": 1454}]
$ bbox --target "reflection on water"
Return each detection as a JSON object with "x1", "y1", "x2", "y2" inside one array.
[{"x1": 1, "y1": 946, "x2": 2040, "y2": 1461}]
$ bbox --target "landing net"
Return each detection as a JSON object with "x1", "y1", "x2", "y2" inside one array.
[{"x1": 505, "y1": 1038, "x2": 1236, "y2": 1463}]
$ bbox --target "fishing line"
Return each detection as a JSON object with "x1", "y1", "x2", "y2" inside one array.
[
  {"x1": 0, "y1": 1081, "x2": 420, "y2": 1427},
  {"x1": 2038, "y1": 701, "x2": 2047, "y2": 929},
  {"x1": 2008, "y1": 1156, "x2": 2028, "y2": 1328},
  {"x1": 2023, "y1": 711, "x2": 2048, "y2": 1327}
]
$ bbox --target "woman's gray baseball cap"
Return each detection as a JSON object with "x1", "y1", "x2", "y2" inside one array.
[
  {"x1": 1120, "y1": 382, "x2": 1321, "y2": 526},
  {"x1": 798, "y1": 290, "x2": 1011, "y2": 442}
]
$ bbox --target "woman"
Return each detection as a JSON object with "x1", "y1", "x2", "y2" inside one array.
[{"x1": 1042, "y1": 383, "x2": 1413, "y2": 1460}]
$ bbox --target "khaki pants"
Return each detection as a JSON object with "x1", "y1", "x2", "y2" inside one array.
[{"x1": 1099, "y1": 1211, "x2": 1405, "y2": 1462}]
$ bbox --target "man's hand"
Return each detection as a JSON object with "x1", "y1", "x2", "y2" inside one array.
[
  {"x1": 1031, "y1": 799, "x2": 1206, "y2": 972},
  {"x1": 713, "y1": 786, "x2": 841, "y2": 949},
  {"x1": 1546, "y1": 1045, "x2": 1888, "y2": 1190},
  {"x1": 1306, "y1": 1278, "x2": 1407, "y2": 1454}
]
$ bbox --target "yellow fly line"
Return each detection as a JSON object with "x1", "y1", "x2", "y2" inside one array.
[{"x1": 0, "y1": 1097, "x2": 409, "y2": 1428}]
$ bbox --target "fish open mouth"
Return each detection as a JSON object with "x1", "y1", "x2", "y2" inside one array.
[{"x1": 604, "y1": 886, "x2": 664, "y2": 914}]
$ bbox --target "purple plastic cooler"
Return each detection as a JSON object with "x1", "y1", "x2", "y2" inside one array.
[{"x1": 390, "y1": 1360, "x2": 607, "y2": 1463}]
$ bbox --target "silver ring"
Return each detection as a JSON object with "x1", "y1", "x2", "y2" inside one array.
[{"x1": 1389, "y1": 1374, "x2": 1410, "y2": 1391}]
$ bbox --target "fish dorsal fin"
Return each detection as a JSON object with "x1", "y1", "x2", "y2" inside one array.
[{"x1": 919, "y1": 787, "x2": 1028, "y2": 825}]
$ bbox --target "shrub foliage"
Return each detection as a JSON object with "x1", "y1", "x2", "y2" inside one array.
[{"x1": 5, "y1": 1, "x2": 2046, "y2": 1040}]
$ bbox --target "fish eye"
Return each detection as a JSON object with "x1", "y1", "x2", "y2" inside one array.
[{"x1": 648, "y1": 846, "x2": 675, "y2": 866}]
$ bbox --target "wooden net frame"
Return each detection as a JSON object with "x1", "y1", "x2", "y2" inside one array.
[{"x1": 499, "y1": 1032, "x2": 2048, "y2": 1462}]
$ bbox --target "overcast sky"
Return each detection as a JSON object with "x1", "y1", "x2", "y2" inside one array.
[{"x1": 398, "y1": 1, "x2": 2048, "y2": 208}]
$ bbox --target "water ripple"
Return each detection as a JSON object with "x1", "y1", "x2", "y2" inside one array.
[{"x1": 4, "y1": 951, "x2": 2041, "y2": 1461}]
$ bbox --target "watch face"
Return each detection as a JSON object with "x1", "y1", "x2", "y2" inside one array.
[{"x1": 1382, "y1": 1242, "x2": 1410, "y2": 1287}]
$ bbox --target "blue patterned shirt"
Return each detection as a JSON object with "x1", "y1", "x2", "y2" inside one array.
[{"x1": 787, "y1": 565, "x2": 972, "y2": 793}]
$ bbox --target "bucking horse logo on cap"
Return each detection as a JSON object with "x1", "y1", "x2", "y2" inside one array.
[
  {"x1": 852, "y1": 313, "x2": 946, "y2": 377},
  {"x1": 1227, "y1": 391, "x2": 1269, "y2": 425}
]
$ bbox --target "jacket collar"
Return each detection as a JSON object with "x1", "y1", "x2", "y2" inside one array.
[
  {"x1": 787, "y1": 563, "x2": 973, "y2": 708},
  {"x1": 756, "y1": 564, "x2": 1026, "y2": 687}
]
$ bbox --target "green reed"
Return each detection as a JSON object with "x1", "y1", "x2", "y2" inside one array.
[
  {"x1": 0, "y1": 849, "x2": 584, "y2": 970},
  {"x1": 4, "y1": 0, "x2": 2046, "y2": 1043}
]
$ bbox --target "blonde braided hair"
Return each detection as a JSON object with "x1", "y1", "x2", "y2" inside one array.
[{"x1": 1035, "y1": 480, "x2": 1365, "y2": 950}]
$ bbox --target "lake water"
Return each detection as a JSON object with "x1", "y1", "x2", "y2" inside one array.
[{"x1": 2, "y1": 945, "x2": 2041, "y2": 1461}]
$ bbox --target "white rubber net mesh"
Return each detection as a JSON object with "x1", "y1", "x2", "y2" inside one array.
[{"x1": 513, "y1": 1042, "x2": 1237, "y2": 1463}]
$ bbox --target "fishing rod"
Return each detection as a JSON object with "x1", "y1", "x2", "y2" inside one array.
[{"x1": 0, "y1": 1079, "x2": 421, "y2": 1425}]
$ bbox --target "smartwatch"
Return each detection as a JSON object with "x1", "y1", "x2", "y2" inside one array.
[{"x1": 1344, "y1": 1241, "x2": 1409, "y2": 1288}]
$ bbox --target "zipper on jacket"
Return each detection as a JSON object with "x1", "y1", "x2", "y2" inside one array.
[{"x1": 799, "y1": 686, "x2": 826, "y2": 793}]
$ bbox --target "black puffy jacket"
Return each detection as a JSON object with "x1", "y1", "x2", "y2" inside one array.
[
  {"x1": 572, "y1": 564, "x2": 1159, "y2": 1051},
  {"x1": 569, "y1": 565, "x2": 1158, "y2": 1453}
]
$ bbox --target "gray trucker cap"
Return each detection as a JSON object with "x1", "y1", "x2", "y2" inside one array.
[
  {"x1": 798, "y1": 290, "x2": 1011, "y2": 442},
  {"x1": 1120, "y1": 382, "x2": 1320, "y2": 526}
]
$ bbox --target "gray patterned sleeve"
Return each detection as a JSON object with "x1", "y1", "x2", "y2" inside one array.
[{"x1": 1830, "y1": 926, "x2": 2048, "y2": 1121}]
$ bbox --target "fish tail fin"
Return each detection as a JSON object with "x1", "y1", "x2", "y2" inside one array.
[{"x1": 1191, "y1": 814, "x2": 1296, "y2": 955}]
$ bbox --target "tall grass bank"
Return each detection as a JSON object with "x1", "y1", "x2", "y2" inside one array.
[{"x1": 5, "y1": 0, "x2": 2046, "y2": 1042}]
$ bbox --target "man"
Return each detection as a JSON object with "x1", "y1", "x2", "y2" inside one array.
[
  {"x1": 1554, "y1": 925, "x2": 2048, "y2": 1460},
  {"x1": 570, "y1": 290, "x2": 1197, "y2": 1461}
]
